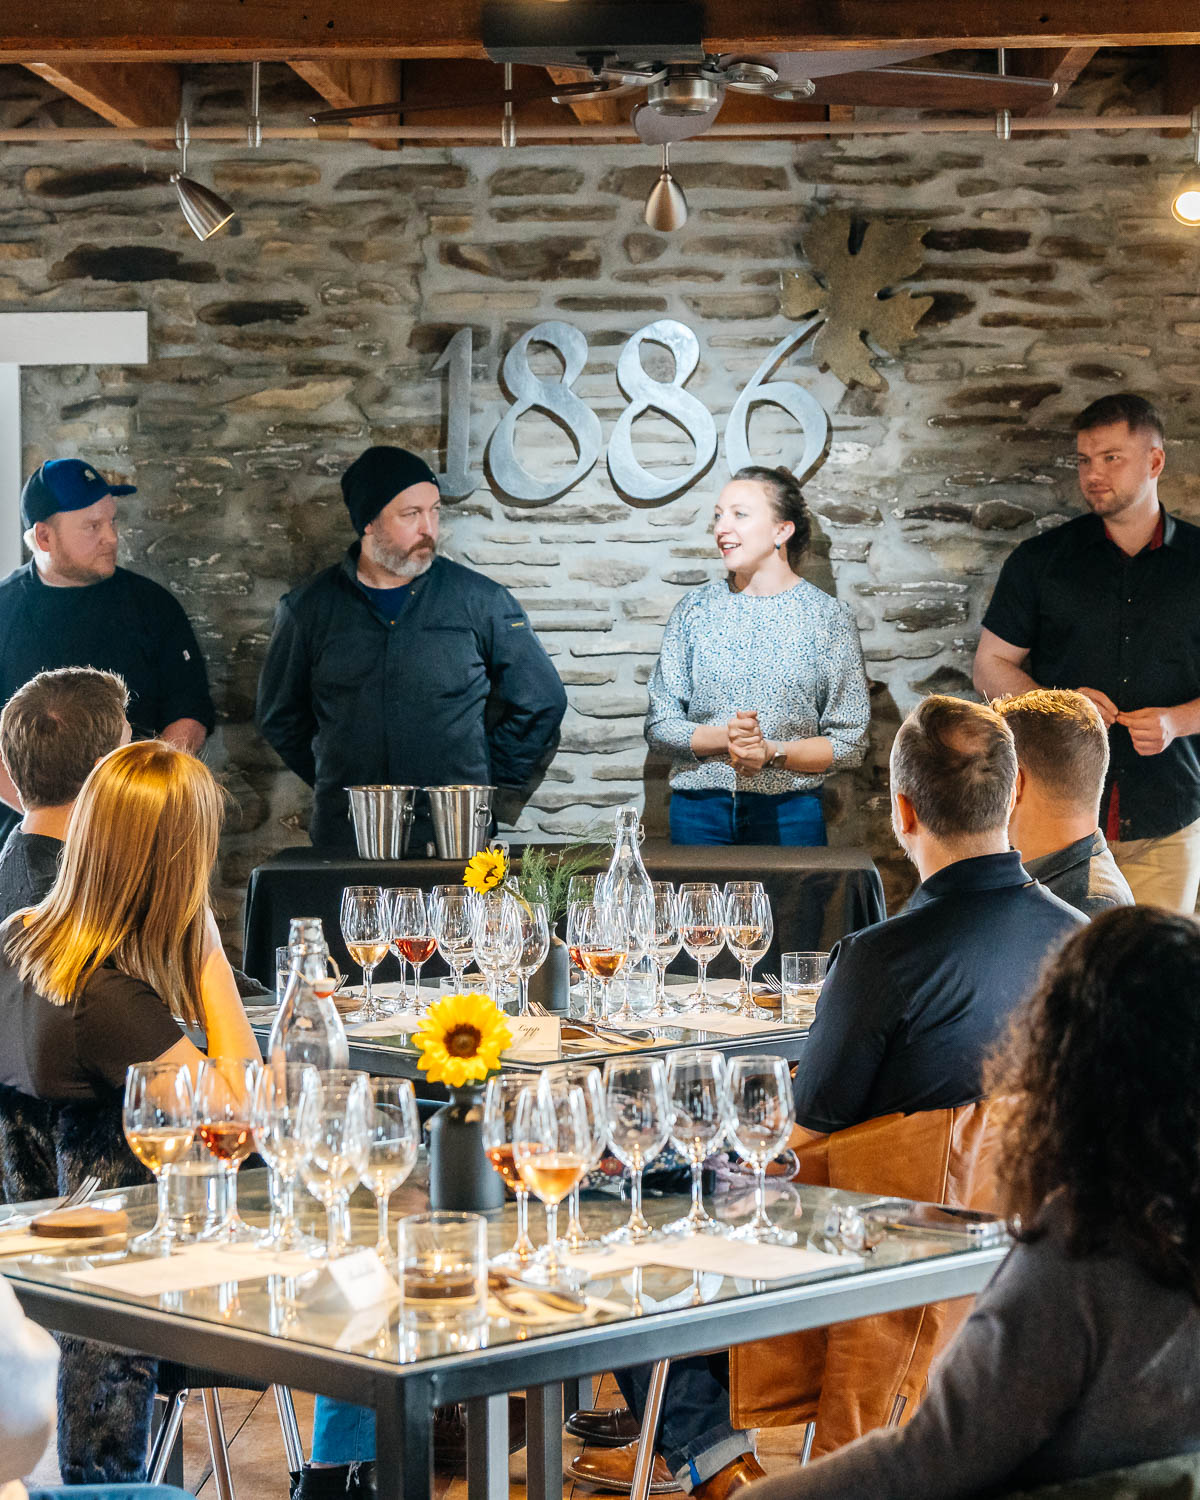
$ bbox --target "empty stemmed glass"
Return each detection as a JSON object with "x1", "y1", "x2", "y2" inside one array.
[
  {"x1": 123, "y1": 1061, "x2": 195, "y2": 1256},
  {"x1": 663, "y1": 1050, "x2": 729, "y2": 1236},
  {"x1": 364, "y1": 1079, "x2": 420, "y2": 1260},
  {"x1": 483, "y1": 1074, "x2": 537, "y2": 1267},
  {"x1": 646, "y1": 882, "x2": 682, "y2": 1022},
  {"x1": 679, "y1": 882, "x2": 724, "y2": 1013},
  {"x1": 726, "y1": 1055, "x2": 798, "y2": 1245},
  {"x1": 514, "y1": 901, "x2": 550, "y2": 1017},
  {"x1": 472, "y1": 892, "x2": 522, "y2": 1009},
  {"x1": 608, "y1": 888, "x2": 652, "y2": 1026},
  {"x1": 195, "y1": 1057, "x2": 263, "y2": 1245},
  {"x1": 603, "y1": 1057, "x2": 671, "y2": 1244},
  {"x1": 297, "y1": 1069, "x2": 371, "y2": 1259},
  {"x1": 341, "y1": 884, "x2": 389, "y2": 1020},
  {"x1": 724, "y1": 882, "x2": 773, "y2": 1018},
  {"x1": 542, "y1": 1062, "x2": 608, "y2": 1254},
  {"x1": 391, "y1": 889, "x2": 436, "y2": 1012},
  {"x1": 430, "y1": 886, "x2": 475, "y2": 991},
  {"x1": 252, "y1": 1062, "x2": 320, "y2": 1252},
  {"x1": 513, "y1": 1081, "x2": 590, "y2": 1283}
]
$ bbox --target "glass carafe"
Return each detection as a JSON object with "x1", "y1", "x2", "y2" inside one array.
[
  {"x1": 598, "y1": 807, "x2": 654, "y2": 918},
  {"x1": 266, "y1": 917, "x2": 349, "y2": 1073}
]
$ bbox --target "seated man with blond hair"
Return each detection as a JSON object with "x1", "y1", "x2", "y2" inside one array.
[{"x1": 993, "y1": 688, "x2": 1134, "y2": 917}]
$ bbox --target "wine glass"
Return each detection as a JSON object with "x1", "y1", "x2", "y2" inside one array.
[
  {"x1": 608, "y1": 888, "x2": 652, "y2": 1026},
  {"x1": 391, "y1": 889, "x2": 436, "y2": 1012},
  {"x1": 723, "y1": 882, "x2": 774, "y2": 1018},
  {"x1": 603, "y1": 1057, "x2": 671, "y2": 1244},
  {"x1": 646, "y1": 882, "x2": 682, "y2": 1022},
  {"x1": 364, "y1": 1079, "x2": 420, "y2": 1259},
  {"x1": 662, "y1": 1050, "x2": 729, "y2": 1236},
  {"x1": 567, "y1": 899, "x2": 599, "y2": 1022},
  {"x1": 340, "y1": 884, "x2": 389, "y2": 1020},
  {"x1": 430, "y1": 886, "x2": 475, "y2": 989},
  {"x1": 383, "y1": 886, "x2": 413, "y2": 1008},
  {"x1": 577, "y1": 901, "x2": 627, "y2": 1021},
  {"x1": 726, "y1": 1055, "x2": 798, "y2": 1245},
  {"x1": 251, "y1": 1062, "x2": 320, "y2": 1253},
  {"x1": 515, "y1": 901, "x2": 550, "y2": 1017},
  {"x1": 679, "y1": 882, "x2": 724, "y2": 1014},
  {"x1": 195, "y1": 1057, "x2": 263, "y2": 1244},
  {"x1": 472, "y1": 892, "x2": 522, "y2": 1009},
  {"x1": 482, "y1": 1074, "x2": 537, "y2": 1267},
  {"x1": 513, "y1": 1082, "x2": 590, "y2": 1283},
  {"x1": 542, "y1": 1063, "x2": 608, "y2": 1254},
  {"x1": 122, "y1": 1061, "x2": 195, "y2": 1256},
  {"x1": 297, "y1": 1069, "x2": 371, "y2": 1259}
]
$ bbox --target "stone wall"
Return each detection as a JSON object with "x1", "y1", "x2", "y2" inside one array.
[{"x1": 1, "y1": 56, "x2": 1196, "y2": 939}]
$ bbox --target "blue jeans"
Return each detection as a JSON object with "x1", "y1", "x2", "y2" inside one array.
[
  {"x1": 311, "y1": 1397, "x2": 374, "y2": 1465},
  {"x1": 669, "y1": 789, "x2": 827, "y2": 847},
  {"x1": 615, "y1": 1355, "x2": 752, "y2": 1491},
  {"x1": 30, "y1": 1490, "x2": 195, "y2": 1500}
]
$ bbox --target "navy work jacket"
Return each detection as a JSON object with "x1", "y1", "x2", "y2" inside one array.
[{"x1": 256, "y1": 549, "x2": 566, "y2": 849}]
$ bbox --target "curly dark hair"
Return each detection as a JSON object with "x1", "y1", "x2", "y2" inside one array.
[{"x1": 985, "y1": 906, "x2": 1200, "y2": 1300}]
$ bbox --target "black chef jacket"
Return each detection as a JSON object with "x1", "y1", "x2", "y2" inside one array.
[
  {"x1": 982, "y1": 509, "x2": 1200, "y2": 841},
  {"x1": 0, "y1": 561, "x2": 215, "y2": 842},
  {"x1": 256, "y1": 549, "x2": 567, "y2": 850}
]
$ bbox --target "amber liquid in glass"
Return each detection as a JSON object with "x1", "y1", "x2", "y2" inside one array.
[
  {"x1": 397, "y1": 936, "x2": 437, "y2": 965},
  {"x1": 125, "y1": 1127, "x2": 195, "y2": 1174},
  {"x1": 517, "y1": 1152, "x2": 587, "y2": 1204},
  {"x1": 568, "y1": 945, "x2": 584, "y2": 969},
  {"x1": 728, "y1": 925, "x2": 764, "y2": 950},
  {"x1": 347, "y1": 941, "x2": 389, "y2": 969},
  {"x1": 198, "y1": 1122, "x2": 255, "y2": 1164},
  {"x1": 582, "y1": 949, "x2": 626, "y2": 979},
  {"x1": 485, "y1": 1143, "x2": 522, "y2": 1194}
]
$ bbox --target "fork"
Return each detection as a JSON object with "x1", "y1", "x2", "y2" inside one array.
[
  {"x1": 0, "y1": 1173, "x2": 101, "y2": 1232},
  {"x1": 759, "y1": 972, "x2": 782, "y2": 994}
]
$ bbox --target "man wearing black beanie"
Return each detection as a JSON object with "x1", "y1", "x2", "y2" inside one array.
[{"x1": 256, "y1": 445, "x2": 567, "y2": 850}]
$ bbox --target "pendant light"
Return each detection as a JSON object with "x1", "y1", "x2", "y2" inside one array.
[
  {"x1": 171, "y1": 118, "x2": 236, "y2": 241},
  {"x1": 643, "y1": 143, "x2": 688, "y2": 232}
]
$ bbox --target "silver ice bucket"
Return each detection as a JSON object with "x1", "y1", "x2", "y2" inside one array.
[
  {"x1": 427, "y1": 784, "x2": 494, "y2": 861},
  {"x1": 346, "y1": 784, "x2": 418, "y2": 860}
]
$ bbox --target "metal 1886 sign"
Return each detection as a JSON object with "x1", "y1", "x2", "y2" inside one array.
[{"x1": 431, "y1": 316, "x2": 830, "y2": 507}]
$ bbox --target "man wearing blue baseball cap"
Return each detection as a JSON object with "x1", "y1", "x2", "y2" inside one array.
[
  {"x1": 0, "y1": 458, "x2": 215, "y2": 839},
  {"x1": 257, "y1": 444, "x2": 566, "y2": 852}
]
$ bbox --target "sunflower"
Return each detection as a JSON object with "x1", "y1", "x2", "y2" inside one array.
[
  {"x1": 413, "y1": 991, "x2": 513, "y2": 1088},
  {"x1": 464, "y1": 846, "x2": 508, "y2": 895}
]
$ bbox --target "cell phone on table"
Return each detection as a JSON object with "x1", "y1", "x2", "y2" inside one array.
[{"x1": 864, "y1": 1200, "x2": 1009, "y2": 1246}]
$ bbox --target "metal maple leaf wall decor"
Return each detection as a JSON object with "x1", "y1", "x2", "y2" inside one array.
[{"x1": 781, "y1": 211, "x2": 933, "y2": 390}]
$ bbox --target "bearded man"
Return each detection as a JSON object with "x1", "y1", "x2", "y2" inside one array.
[{"x1": 257, "y1": 446, "x2": 566, "y2": 851}]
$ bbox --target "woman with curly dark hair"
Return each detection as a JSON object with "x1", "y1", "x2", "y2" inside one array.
[{"x1": 745, "y1": 905, "x2": 1200, "y2": 1500}]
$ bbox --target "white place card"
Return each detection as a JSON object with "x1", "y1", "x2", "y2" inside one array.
[
  {"x1": 502, "y1": 1016, "x2": 561, "y2": 1058},
  {"x1": 322, "y1": 1249, "x2": 400, "y2": 1310}
]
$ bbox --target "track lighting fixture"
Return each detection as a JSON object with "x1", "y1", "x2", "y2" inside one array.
[
  {"x1": 171, "y1": 118, "x2": 235, "y2": 241},
  {"x1": 643, "y1": 143, "x2": 688, "y2": 231}
]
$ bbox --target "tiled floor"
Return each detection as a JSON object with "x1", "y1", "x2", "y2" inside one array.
[{"x1": 171, "y1": 1375, "x2": 813, "y2": 1499}]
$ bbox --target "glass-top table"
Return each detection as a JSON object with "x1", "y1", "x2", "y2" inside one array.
[{"x1": 1, "y1": 1168, "x2": 1007, "y2": 1500}]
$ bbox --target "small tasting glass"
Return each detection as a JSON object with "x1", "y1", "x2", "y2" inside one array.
[
  {"x1": 398, "y1": 1211, "x2": 488, "y2": 1329},
  {"x1": 781, "y1": 951, "x2": 829, "y2": 1028}
]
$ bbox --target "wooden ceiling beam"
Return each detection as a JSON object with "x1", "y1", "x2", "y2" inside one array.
[
  {"x1": 2, "y1": 3, "x2": 1200, "y2": 63},
  {"x1": 544, "y1": 66, "x2": 626, "y2": 127},
  {"x1": 22, "y1": 60, "x2": 181, "y2": 146},
  {"x1": 288, "y1": 58, "x2": 405, "y2": 148},
  {"x1": 1006, "y1": 45, "x2": 1098, "y2": 114}
]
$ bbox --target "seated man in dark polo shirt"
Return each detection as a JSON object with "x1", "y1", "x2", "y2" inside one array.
[
  {"x1": 993, "y1": 688, "x2": 1133, "y2": 919},
  {"x1": 795, "y1": 695, "x2": 1085, "y2": 1135},
  {"x1": 0, "y1": 666, "x2": 130, "y2": 918}
]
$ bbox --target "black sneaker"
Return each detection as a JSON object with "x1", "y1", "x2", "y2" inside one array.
[
  {"x1": 347, "y1": 1461, "x2": 376, "y2": 1499},
  {"x1": 292, "y1": 1465, "x2": 354, "y2": 1500}
]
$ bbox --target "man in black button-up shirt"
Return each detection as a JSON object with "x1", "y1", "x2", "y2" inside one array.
[
  {"x1": 974, "y1": 394, "x2": 1200, "y2": 911},
  {"x1": 257, "y1": 446, "x2": 566, "y2": 851}
]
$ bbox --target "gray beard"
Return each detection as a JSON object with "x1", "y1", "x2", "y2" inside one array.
[{"x1": 364, "y1": 536, "x2": 435, "y2": 580}]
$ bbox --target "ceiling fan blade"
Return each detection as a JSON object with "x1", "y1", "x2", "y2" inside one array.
[
  {"x1": 550, "y1": 78, "x2": 649, "y2": 105},
  {"x1": 310, "y1": 82, "x2": 598, "y2": 124},
  {"x1": 808, "y1": 66, "x2": 1058, "y2": 111},
  {"x1": 632, "y1": 96, "x2": 723, "y2": 144},
  {"x1": 719, "y1": 47, "x2": 933, "y2": 81}
]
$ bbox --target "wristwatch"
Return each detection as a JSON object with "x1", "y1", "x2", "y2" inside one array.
[{"x1": 767, "y1": 742, "x2": 788, "y2": 770}]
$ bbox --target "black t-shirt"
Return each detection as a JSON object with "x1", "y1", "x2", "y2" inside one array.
[
  {"x1": 0, "y1": 926, "x2": 184, "y2": 1102},
  {"x1": 981, "y1": 510, "x2": 1200, "y2": 840},
  {"x1": 0, "y1": 831, "x2": 61, "y2": 922},
  {"x1": 794, "y1": 852, "x2": 1086, "y2": 1134},
  {"x1": 0, "y1": 561, "x2": 216, "y2": 841}
]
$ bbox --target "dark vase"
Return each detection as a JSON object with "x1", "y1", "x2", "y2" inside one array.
[
  {"x1": 427, "y1": 1086, "x2": 504, "y2": 1212},
  {"x1": 527, "y1": 935, "x2": 571, "y2": 1012}
]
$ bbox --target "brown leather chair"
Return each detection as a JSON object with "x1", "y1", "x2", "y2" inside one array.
[{"x1": 729, "y1": 1096, "x2": 1010, "y2": 1460}]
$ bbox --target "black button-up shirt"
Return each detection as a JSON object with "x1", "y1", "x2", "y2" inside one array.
[
  {"x1": 793, "y1": 852, "x2": 1085, "y2": 1134},
  {"x1": 982, "y1": 509, "x2": 1200, "y2": 840},
  {"x1": 256, "y1": 549, "x2": 567, "y2": 849}
]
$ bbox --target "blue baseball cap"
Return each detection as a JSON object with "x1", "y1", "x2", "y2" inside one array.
[{"x1": 20, "y1": 459, "x2": 136, "y2": 529}]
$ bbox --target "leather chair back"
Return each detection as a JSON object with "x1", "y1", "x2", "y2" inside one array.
[{"x1": 729, "y1": 1097, "x2": 1009, "y2": 1458}]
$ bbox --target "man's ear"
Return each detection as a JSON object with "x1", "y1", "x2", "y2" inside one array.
[
  {"x1": 32, "y1": 520, "x2": 53, "y2": 554},
  {"x1": 893, "y1": 790, "x2": 919, "y2": 837},
  {"x1": 1012, "y1": 766, "x2": 1026, "y2": 808}
]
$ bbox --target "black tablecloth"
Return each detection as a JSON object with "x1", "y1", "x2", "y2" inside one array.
[{"x1": 242, "y1": 840, "x2": 886, "y2": 987}]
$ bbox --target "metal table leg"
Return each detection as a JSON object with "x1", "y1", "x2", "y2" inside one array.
[
  {"x1": 376, "y1": 1376, "x2": 434, "y2": 1500},
  {"x1": 525, "y1": 1382, "x2": 563, "y2": 1500},
  {"x1": 563, "y1": 1374, "x2": 593, "y2": 1417},
  {"x1": 630, "y1": 1360, "x2": 670, "y2": 1500},
  {"x1": 466, "y1": 1393, "x2": 509, "y2": 1500}
]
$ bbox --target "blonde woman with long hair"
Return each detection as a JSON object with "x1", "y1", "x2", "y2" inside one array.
[{"x1": 0, "y1": 737, "x2": 257, "y2": 1098}]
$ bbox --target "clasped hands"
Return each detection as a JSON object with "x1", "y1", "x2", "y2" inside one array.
[
  {"x1": 1076, "y1": 687, "x2": 1178, "y2": 757},
  {"x1": 728, "y1": 709, "x2": 774, "y2": 775}
]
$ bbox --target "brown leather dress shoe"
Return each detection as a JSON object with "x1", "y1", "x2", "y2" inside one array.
[
  {"x1": 689, "y1": 1454, "x2": 767, "y2": 1500},
  {"x1": 565, "y1": 1407, "x2": 642, "y2": 1447},
  {"x1": 570, "y1": 1439, "x2": 681, "y2": 1494}
]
